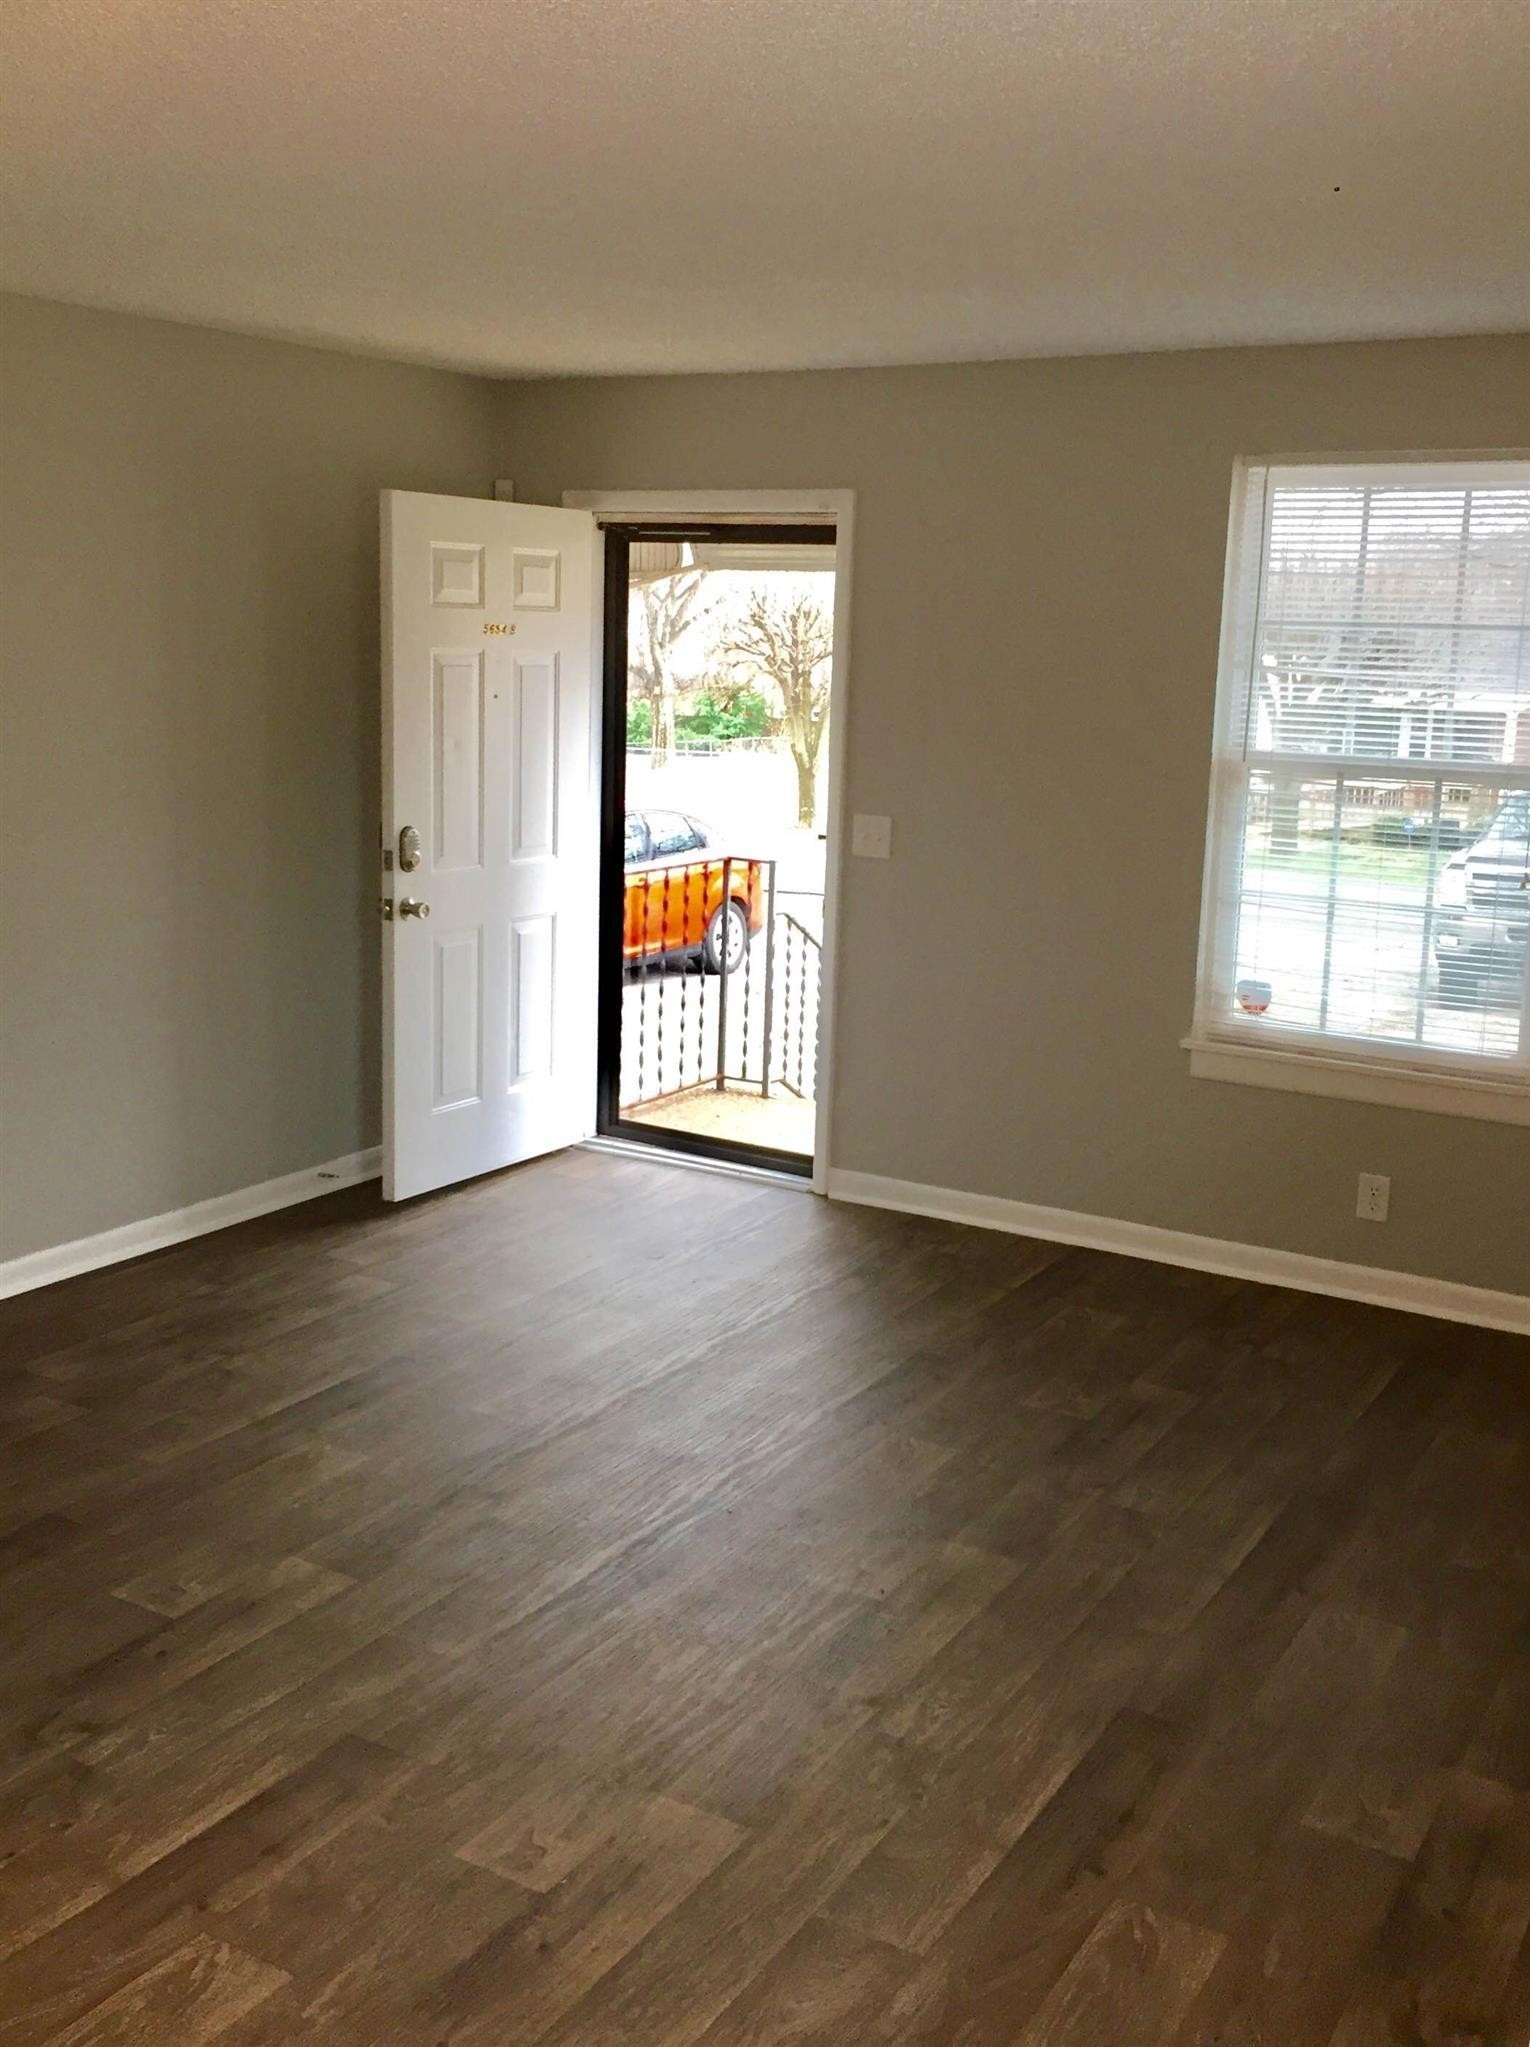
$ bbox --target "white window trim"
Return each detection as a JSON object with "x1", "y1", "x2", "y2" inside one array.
[
  {"x1": 1187, "y1": 453, "x2": 1530, "y2": 1126},
  {"x1": 1182, "y1": 1038, "x2": 1530, "y2": 1126}
]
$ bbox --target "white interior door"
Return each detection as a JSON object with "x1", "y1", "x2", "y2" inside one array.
[{"x1": 382, "y1": 490, "x2": 598, "y2": 1201}]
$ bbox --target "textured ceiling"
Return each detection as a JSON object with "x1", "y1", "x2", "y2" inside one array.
[{"x1": 2, "y1": 0, "x2": 1527, "y2": 376}]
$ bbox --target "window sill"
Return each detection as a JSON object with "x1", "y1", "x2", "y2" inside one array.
[{"x1": 1182, "y1": 1037, "x2": 1530, "y2": 1127}]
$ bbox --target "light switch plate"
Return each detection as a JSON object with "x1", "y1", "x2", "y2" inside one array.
[{"x1": 851, "y1": 813, "x2": 893, "y2": 859}]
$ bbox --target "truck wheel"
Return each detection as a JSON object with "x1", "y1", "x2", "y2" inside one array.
[
  {"x1": 703, "y1": 900, "x2": 749, "y2": 975},
  {"x1": 1436, "y1": 962, "x2": 1480, "y2": 1008}
]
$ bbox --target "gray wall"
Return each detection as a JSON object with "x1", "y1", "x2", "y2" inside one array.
[
  {"x1": 498, "y1": 338, "x2": 1530, "y2": 1295},
  {"x1": 4, "y1": 302, "x2": 1526, "y2": 1296},
  {"x1": 1, "y1": 295, "x2": 498, "y2": 1260}
]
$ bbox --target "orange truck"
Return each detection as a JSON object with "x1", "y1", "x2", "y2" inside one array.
[{"x1": 623, "y1": 809, "x2": 765, "y2": 973}]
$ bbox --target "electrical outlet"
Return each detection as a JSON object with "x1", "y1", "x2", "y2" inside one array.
[
  {"x1": 851, "y1": 813, "x2": 893, "y2": 859},
  {"x1": 1356, "y1": 1172, "x2": 1390, "y2": 1223}
]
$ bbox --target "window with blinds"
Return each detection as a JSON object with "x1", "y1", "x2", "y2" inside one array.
[{"x1": 1191, "y1": 459, "x2": 1530, "y2": 1113}]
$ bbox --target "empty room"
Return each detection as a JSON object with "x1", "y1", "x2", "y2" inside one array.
[{"x1": 1, "y1": 1, "x2": 1528, "y2": 2041}]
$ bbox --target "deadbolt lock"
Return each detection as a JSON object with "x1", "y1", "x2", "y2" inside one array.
[{"x1": 398, "y1": 825, "x2": 422, "y2": 873}]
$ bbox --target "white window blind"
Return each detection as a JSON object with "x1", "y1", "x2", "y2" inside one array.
[{"x1": 1193, "y1": 459, "x2": 1530, "y2": 1105}]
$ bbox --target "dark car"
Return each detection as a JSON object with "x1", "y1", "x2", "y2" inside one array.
[{"x1": 1434, "y1": 794, "x2": 1530, "y2": 1005}]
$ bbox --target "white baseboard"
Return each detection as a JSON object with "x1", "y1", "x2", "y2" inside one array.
[
  {"x1": 0, "y1": 1148, "x2": 382, "y2": 1301},
  {"x1": 826, "y1": 1169, "x2": 1530, "y2": 1338},
  {"x1": 6, "y1": 1149, "x2": 1521, "y2": 1337}
]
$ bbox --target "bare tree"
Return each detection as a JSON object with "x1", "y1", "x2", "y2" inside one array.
[
  {"x1": 723, "y1": 591, "x2": 833, "y2": 826},
  {"x1": 629, "y1": 559, "x2": 707, "y2": 768},
  {"x1": 1254, "y1": 654, "x2": 1346, "y2": 853},
  {"x1": 1255, "y1": 619, "x2": 1457, "y2": 851}
]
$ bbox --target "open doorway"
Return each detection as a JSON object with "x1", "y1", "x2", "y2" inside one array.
[{"x1": 596, "y1": 522, "x2": 837, "y2": 1174}]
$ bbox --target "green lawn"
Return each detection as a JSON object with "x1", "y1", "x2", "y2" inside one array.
[{"x1": 1243, "y1": 840, "x2": 1442, "y2": 886}]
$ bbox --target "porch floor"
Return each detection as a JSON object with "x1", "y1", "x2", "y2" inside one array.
[{"x1": 624, "y1": 1081, "x2": 815, "y2": 1158}]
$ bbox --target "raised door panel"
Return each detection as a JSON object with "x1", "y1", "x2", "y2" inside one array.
[
  {"x1": 433, "y1": 652, "x2": 485, "y2": 871},
  {"x1": 512, "y1": 654, "x2": 559, "y2": 862},
  {"x1": 510, "y1": 915, "x2": 555, "y2": 1086},
  {"x1": 431, "y1": 543, "x2": 484, "y2": 608},
  {"x1": 434, "y1": 929, "x2": 483, "y2": 1108},
  {"x1": 511, "y1": 548, "x2": 561, "y2": 610}
]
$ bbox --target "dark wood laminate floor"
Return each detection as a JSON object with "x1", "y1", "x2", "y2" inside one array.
[{"x1": 1, "y1": 1151, "x2": 1527, "y2": 2046}]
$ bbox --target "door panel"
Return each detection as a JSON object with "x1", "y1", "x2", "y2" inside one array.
[
  {"x1": 433, "y1": 652, "x2": 485, "y2": 870},
  {"x1": 511, "y1": 914, "x2": 556, "y2": 1083},
  {"x1": 512, "y1": 654, "x2": 559, "y2": 860},
  {"x1": 383, "y1": 490, "x2": 597, "y2": 1201},
  {"x1": 434, "y1": 929, "x2": 483, "y2": 1108}
]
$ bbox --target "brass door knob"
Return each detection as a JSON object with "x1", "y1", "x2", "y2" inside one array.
[{"x1": 397, "y1": 898, "x2": 431, "y2": 919}]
